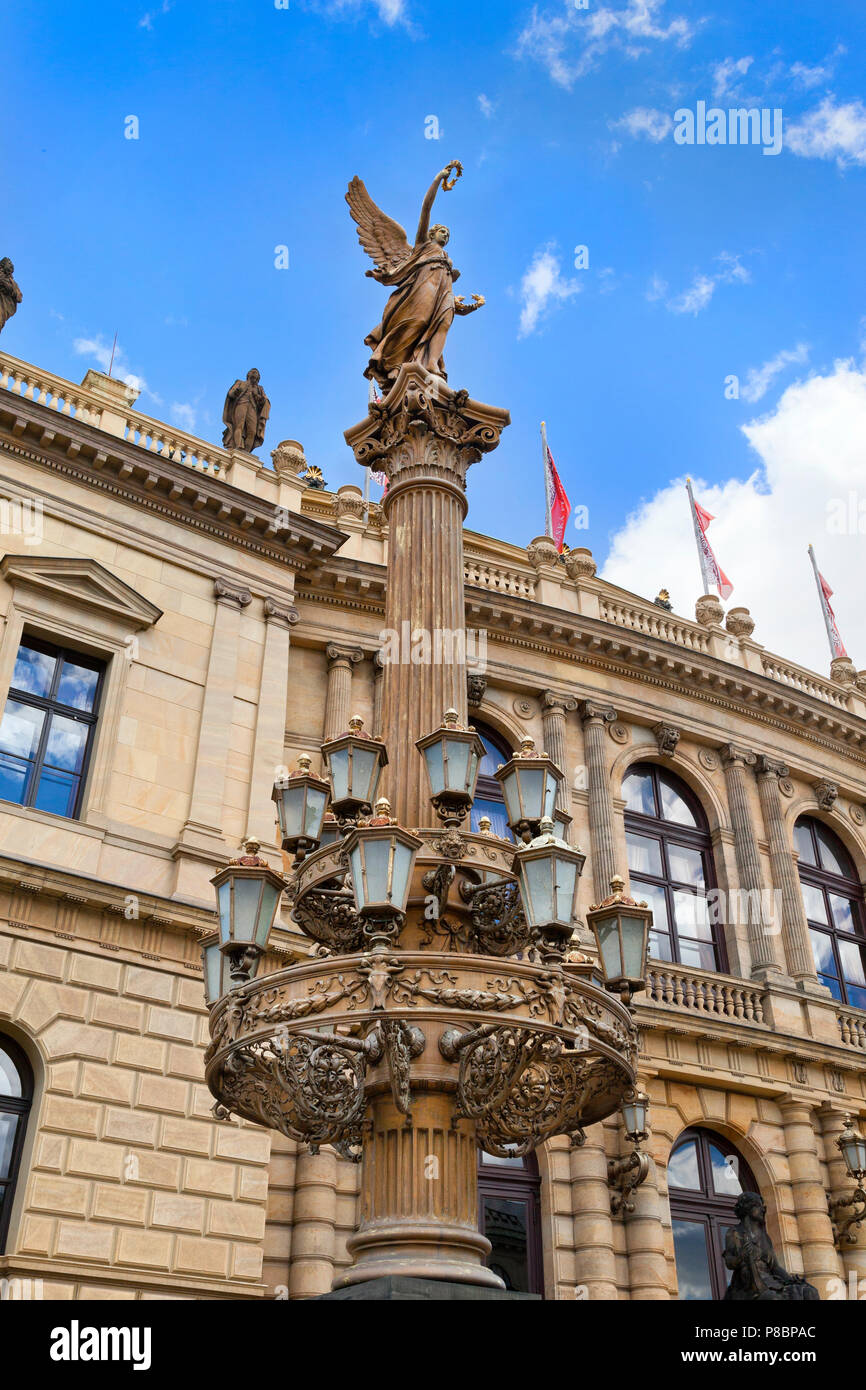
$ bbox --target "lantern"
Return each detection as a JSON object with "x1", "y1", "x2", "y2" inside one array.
[
  {"x1": 416, "y1": 709, "x2": 485, "y2": 825},
  {"x1": 838, "y1": 1115, "x2": 866, "y2": 1180},
  {"x1": 512, "y1": 817, "x2": 585, "y2": 958},
  {"x1": 586, "y1": 875, "x2": 652, "y2": 1006},
  {"x1": 272, "y1": 753, "x2": 330, "y2": 859},
  {"x1": 210, "y1": 839, "x2": 286, "y2": 983},
  {"x1": 343, "y1": 799, "x2": 422, "y2": 924},
  {"x1": 321, "y1": 715, "x2": 388, "y2": 822},
  {"x1": 493, "y1": 736, "x2": 564, "y2": 842},
  {"x1": 621, "y1": 1090, "x2": 650, "y2": 1144},
  {"x1": 201, "y1": 932, "x2": 238, "y2": 1005}
]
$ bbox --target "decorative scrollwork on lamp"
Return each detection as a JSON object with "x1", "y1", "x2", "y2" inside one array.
[
  {"x1": 608, "y1": 1090, "x2": 651, "y2": 1216},
  {"x1": 828, "y1": 1114, "x2": 866, "y2": 1247}
]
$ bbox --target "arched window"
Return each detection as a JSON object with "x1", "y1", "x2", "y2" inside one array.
[
  {"x1": 795, "y1": 816, "x2": 866, "y2": 1009},
  {"x1": 477, "y1": 1149, "x2": 544, "y2": 1295},
  {"x1": 469, "y1": 722, "x2": 514, "y2": 841},
  {"x1": 669, "y1": 1128, "x2": 758, "y2": 1300},
  {"x1": 623, "y1": 763, "x2": 725, "y2": 972},
  {"x1": 0, "y1": 1035, "x2": 34, "y2": 1252}
]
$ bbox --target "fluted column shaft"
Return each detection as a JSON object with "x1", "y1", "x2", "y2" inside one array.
[
  {"x1": 819, "y1": 1104, "x2": 866, "y2": 1294},
  {"x1": 779, "y1": 1099, "x2": 841, "y2": 1296},
  {"x1": 579, "y1": 701, "x2": 618, "y2": 898},
  {"x1": 755, "y1": 756, "x2": 816, "y2": 982},
  {"x1": 324, "y1": 643, "x2": 363, "y2": 741},
  {"x1": 542, "y1": 692, "x2": 576, "y2": 840},
  {"x1": 246, "y1": 598, "x2": 298, "y2": 847},
  {"x1": 720, "y1": 745, "x2": 779, "y2": 977},
  {"x1": 570, "y1": 1126, "x2": 619, "y2": 1299}
]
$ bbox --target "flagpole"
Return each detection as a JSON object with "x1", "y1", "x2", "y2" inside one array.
[
  {"x1": 686, "y1": 476, "x2": 713, "y2": 594},
  {"x1": 540, "y1": 421, "x2": 553, "y2": 539},
  {"x1": 808, "y1": 543, "x2": 839, "y2": 662}
]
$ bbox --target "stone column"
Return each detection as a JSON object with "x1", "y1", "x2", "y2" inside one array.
[
  {"x1": 344, "y1": 364, "x2": 509, "y2": 827},
  {"x1": 542, "y1": 692, "x2": 577, "y2": 838},
  {"x1": 578, "y1": 700, "x2": 618, "y2": 898},
  {"x1": 819, "y1": 1104, "x2": 866, "y2": 1295},
  {"x1": 719, "y1": 744, "x2": 780, "y2": 978},
  {"x1": 755, "y1": 756, "x2": 817, "y2": 983},
  {"x1": 288, "y1": 1148, "x2": 340, "y2": 1299},
  {"x1": 245, "y1": 597, "x2": 299, "y2": 849},
  {"x1": 179, "y1": 577, "x2": 251, "y2": 851},
  {"x1": 324, "y1": 644, "x2": 363, "y2": 741},
  {"x1": 779, "y1": 1098, "x2": 841, "y2": 1296},
  {"x1": 570, "y1": 1125, "x2": 618, "y2": 1299},
  {"x1": 371, "y1": 649, "x2": 385, "y2": 740}
]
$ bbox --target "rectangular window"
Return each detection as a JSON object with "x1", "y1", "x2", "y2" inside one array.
[{"x1": 0, "y1": 637, "x2": 103, "y2": 820}]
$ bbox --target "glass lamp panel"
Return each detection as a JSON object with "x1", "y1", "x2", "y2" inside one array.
[
  {"x1": 390, "y1": 839, "x2": 415, "y2": 912},
  {"x1": 352, "y1": 745, "x2": 380, "y2": 804},
  {"x1": 360, "y1": 837, "x2": 393, "y2": 907},
  {"x1": 500, "y1": 770, "x2": 522, "y2": 825},
  {"x1": 328, "y1": 746, "x2": 351, "y2": 802},
  {"x1": 203, "y1": 941, "x2": 224, "y2": 1004},
  {"x1": 619, "y1": 913, "x2": 647, "y2": 978},
  {"x1": 516, "y1": 767, "x2": 544, "y2": 821},
  {"x1": 348, "y1": 842, "x2": 365, "y2": 909},
  {"x1": 542, "y1": 771, "x2": 558, "y2": 820},
  {"x1": 423, "y1": 740, "x2": 446, "y2": 795},
  {"x1": 231, "y1": 877, "x2": 263, "y2": 943},
  {"x1": 596, "y1": 919, "x2": 623, "y2": 980},
  {"x1": 622, "y1": 1097, "x2": 646, "y2": 1137},
  {"x1": 552, "y1": 856, "x2": 577, "y2": 926},
  {"x1": 843, "y1": 1135, "x2": 866, "y2": 1174},
  {"x1": 217, "y1": 880, "x2": 232, "y2": 943},
  {"x1": 626, "y1": 832, "x2": 662, "y2": 877},
  {"x1": 523, "y1": 857, "x2": 553, "y2": 927},
  {"x1": 443, "y1": 737, "x2": 472, "y2": 793},
  {"x1": 277, "y1": 785, "x2": 303, "y2": 839},
  {"x1": 255, "y1": 880, "x2": 281, "y2": 948},
  {"x1": 303, "y1": 785, "x2": 328, "y2": 840}
]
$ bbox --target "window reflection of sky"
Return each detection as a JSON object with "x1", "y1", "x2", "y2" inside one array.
[
  {"x1": 11, "y1": 646, "x2": 55, "y2": 698},
  {"x1": 0, "y1": 701, "x2": 45, "y2": 758},
  {"x1": 57, "y1": 662, "x2": 99, "y2": 711}
]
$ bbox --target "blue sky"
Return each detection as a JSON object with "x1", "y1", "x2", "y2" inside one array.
[{"x1": 4, "y1": 0, "x2": 866, "y2": 671}]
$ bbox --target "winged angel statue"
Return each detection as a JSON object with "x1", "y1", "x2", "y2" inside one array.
[{"x1": 345, "y1": 161, "x2": 485, "y2": 391}]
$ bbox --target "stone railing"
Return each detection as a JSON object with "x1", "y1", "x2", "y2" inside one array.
[
  {"x1": 837, "y1": 1009, "x2": 866, "y2": 1050},
  {"x1": 759, "y1": 654, "x2": 849, "y2": 709},
  {"x1": 464, "y1": 551, "x2": 536, "y2": 599},
  {"x1": 645, "y1": 964, "x2": 765, "y2": 1024},
  {"x1": 0, "y1": 351, "x2": 227, "y2": 477},
  {"x1": 597, "y1": 596, "x2": 710, "y2": 654}
]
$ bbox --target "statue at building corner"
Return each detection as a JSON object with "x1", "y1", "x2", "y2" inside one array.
[
  {"x1": 0, "y1": 258, "x2": 23, "y2": 336},
  {"x1": 345, "y1": 161, "x2": 485, "y2": 391},
  {"x1": 723, "y1": 1193, "x2": 820, "y2": 1301},
  {"x1": 222, "y1": 368, "x2": 270, "y2": 453}
]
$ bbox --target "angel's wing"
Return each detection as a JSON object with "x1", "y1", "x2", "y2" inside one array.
[{"x1": 345, "y1": 176, "x2": 412, "y2": 274}]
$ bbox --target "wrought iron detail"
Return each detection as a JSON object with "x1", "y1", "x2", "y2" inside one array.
[{"x1": 291, "y1": 886, "x2": 366, "y2": 954}]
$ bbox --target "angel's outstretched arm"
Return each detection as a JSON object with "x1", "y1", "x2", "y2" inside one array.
[{"x1": 415, "y1": 168, "x2": 449, "y2": 245}]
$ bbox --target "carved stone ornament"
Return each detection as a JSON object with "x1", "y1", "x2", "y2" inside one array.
[
  {"x1": 526, "y1": 535, "x2": 561, "y2": 570},
  {"x1": 695, "y1": 593, "x2": 725, "y2": 628},
  {"x1": 467, "y1": 673, "x2": 487, "y2": 707},
  {"x1": 813, "y1": 778, "x2": 839, "y2": 812},
  {"x1": 214, "y1": 576, "x2": 252, "y2": 609},
  {"x1": 725, "y1": 607, "x2": 755, "y2": 638},
  {"x1": 334, "y1": 485, "x2": 367, "y2": 521},
  {"x1": 830, "y1": 656, "x2": 858, "y2": 688},
  {"x1": 270, "y1": 438, "x2": 307, "y2": 477},
  {"x1": 609, "y1": 721, "x2": 630, "y2": 745},
  {"x1": 653, "y1": 723, "x2": 680, "y2": 758},
  {"x1": 563, "y1": 547, "x2": 597, "y2": 580},
  {"x1": 850, "y1": 804, "x2": 865, "y2": 827},
  {"x1": 513, "y1": 697, "x2": 538, "y2": 720},
  {"x1": 698, "y1": 748, "x2": 720, "y2": 772}
]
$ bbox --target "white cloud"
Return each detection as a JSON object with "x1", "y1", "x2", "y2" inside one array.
[
  {"x1": 611, "y1": 106, "x2": 672, "y2": 141},
  {"x1": 740, "y1": 343, "x2": 809, "y2": 403},
  {"x1": 170, "y1": 402, "x2": 197, "y2": 433},
  {"x1": 787, "y1": 97, "x2": 866, "y2": 168},
  {"x1": 711, "y1": 55, "x2": 753, "y2": 100},
  {"x1": 668, "y1": 273, "x2": 716, "y2": 315},
  {"x1": 650, "y1": 252, "x2": 750, "y2": 316},
  {"x1": 516, "y1": 0, "x2": 693, "y2": 90},
  {"x1": 139, "y1": 1, "x2": 171, "y2": 30},
  {"x1": 601, "y1": 359, "x2": 866, "y2": 673},
  {"x1": 645, "y1": 273, "x2": 668, "y2": 302},
  {"x1": 310, "y1": 0, "x2": 409, "y2": 24},
  {"x1": 789, "y1": 46, "x2": 845, "y2": 89},
  {"x1": 478, "y1": 94, "x2": 495, "y2": 119},
  {"x1": 518, "y1": 245, "x2": 582, "y2": 337},
  {"x1": 73, "y1": 336, "x2": 156, "y2": 401}
]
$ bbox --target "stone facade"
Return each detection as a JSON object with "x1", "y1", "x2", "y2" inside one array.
[{"x1": 0, "y1": 351, "x2": 864, "y2": 1300}]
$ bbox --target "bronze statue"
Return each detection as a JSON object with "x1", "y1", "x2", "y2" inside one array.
[
  {"x1": 346, "y1": 161, "x2": 485, "y2": 390},
  {"x1": 723, "y1": 1193, "x2": 819, "y2": 1300},
  {"x1": 0, "y1": 258, "x2": 22, "y2": 336},
  {"x1": 222, "y1": 369, "x2": 270, "y2": 453}
]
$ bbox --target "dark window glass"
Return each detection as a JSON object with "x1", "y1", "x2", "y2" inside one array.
[
  {"x1": 795, "y1": 816, "x2": 866, "y2": 1010},
  {"x1": 469, "y1": 724, "x2": 515, "y2": 842},
  {"x1": 669, "y1": 1129, "x2": 758, "y2": 1301},
  {"x1": 623, "y1": 763, "x2": 725, "y2": 972},
  {"x1": 0, "y1": 1037, "x2": 33, "y2": 1253},
  {"x1": 0, "y1": 638, "x2": 103, "y2": 821},
  {"x1": 478, "y1": 1150, "x2": 543, "y2": 1296}
]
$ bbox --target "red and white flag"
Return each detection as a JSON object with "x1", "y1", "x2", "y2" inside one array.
[
  {"x1": 542, "y1": 426, "x2": 571, "y2": 553},
  {"x1": 687, "y1": 482, "x2": 734, "y2": 600},
  {"x1": 809, "y1": 545, "x2": 848, "y2": 659}
]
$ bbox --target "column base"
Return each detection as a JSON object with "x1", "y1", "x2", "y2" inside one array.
[{"x1": 318, "y1": 1276, "x2": 539, "y2": 1301}]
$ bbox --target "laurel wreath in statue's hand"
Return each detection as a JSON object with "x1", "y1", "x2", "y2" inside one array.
[{"x1": 441, "y1": 160, "x2": 463, "y2": 191}]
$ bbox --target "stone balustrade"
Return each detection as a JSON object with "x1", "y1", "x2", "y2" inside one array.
[
  {"x1": 760, "y1": 654, "x2": 850, "y2": 709},
  {"x1": 1, "y1": 353, "x2": 106, "y2": 427},
  {"x1": 121, "y1": 409, "x2": 226, "y2": 476},
  {"x1": 597, "y1": 595, "x2": 711, "y2": 653},
  {"x1": 837, "y1": 1009, "x2": 866, "y2": 1049},
  {"x1": 645, "y1": 964, "x2": 766, "y2": 1024},
  {"x1": 464, "y1": 550, "x2": 536, "y2": 598}
]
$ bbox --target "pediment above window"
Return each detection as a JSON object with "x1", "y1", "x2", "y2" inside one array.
[{"x1": 0, "y1": 555, "x2": 163, "y2": 631}]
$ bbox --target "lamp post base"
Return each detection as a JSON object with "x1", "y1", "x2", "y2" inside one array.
[{"x1": 317, "y1": 1276, "x2": 540, "y2": 1301}]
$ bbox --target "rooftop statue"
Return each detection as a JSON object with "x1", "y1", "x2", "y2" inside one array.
[
  {"x1": 345, "y1": 161, "x2": 485, "y2": 391},
  {"x1": 723, "y1": 1192, "x2": 820, "y2": 1301},
  {"x1": 0, "y1": 258, "x2": 23, "y2": 336},
  {"x1": 222, "y1": 368, "x2": 270, "y2": 454}
]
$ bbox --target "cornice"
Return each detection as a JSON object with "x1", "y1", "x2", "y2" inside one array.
[{"x1": 0, "y1": 396, "x2": 348, "y2": 573}]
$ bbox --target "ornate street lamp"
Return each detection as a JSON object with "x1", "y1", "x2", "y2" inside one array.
[
  {"x1": 586, "y1": 875, "x2": 652, "y2": 1006},
  {"x1": 493, "y1": 736, "x2": 564, "y2": 842},
  {"x1": 608, "y1": 1089, "x2": 651, "y2": 1216},
  {"x1": 272, "y1": 753, "x2": 330, "y2": 861},
  {"x1": 318, "y1": 811, "x2": 342, "y2": 847},
  {"x1": 210, "y1": 839, "x2": 286, "y2": 984},
  {"x1": 828, "y1": 1113, "x2": 866, "y2": 1247},
  {"x1": 512, "y1": 816, "x2": 585, "y2": 960},
  {"x1": 416, "y1": 709, "x2": 486, "y2": 826},
  {"x1": 200, "y1": 932, "x2": 234, "y2": 1005},
  {"x1": 342, "y1": 797, "x2": 423, "y2": 948},
  {"x1": 321, "y1": 715, "x2": 388, "y2": 823}
]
